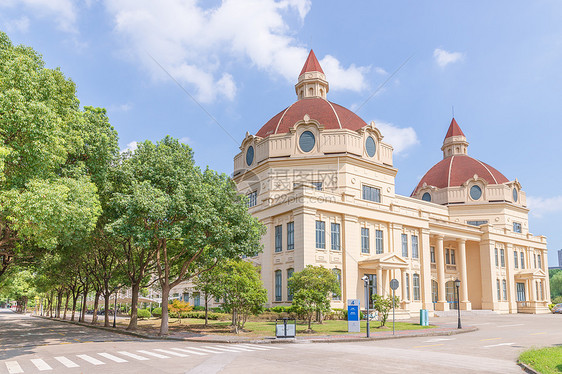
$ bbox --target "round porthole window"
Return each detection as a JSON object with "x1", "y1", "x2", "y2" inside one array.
[
  {"x1": 512, "y1": 188, "x2": 518, "y2": 202},
  {"x1": 366, "y1": 136, "x2": 376, "y2": 157},
  {"x1": 299, "y1": 131, "x2": 315, "y2": 152},
  {"x1": 246, "y1": 146, "x2": 254, "y2": 166},
  {"x1": 470, "y1": 185, "x2": 482, "y2": 200},
  {"x1": 422, "y1": 192, "x2": 431, "y2": 202}
]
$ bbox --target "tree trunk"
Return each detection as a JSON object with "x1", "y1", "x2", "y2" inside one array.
[
  {"x1": 308, "y1": 314, "x2": 312, "y2": 330},
  {"x1": 55, "y1": 291, "x2": 61, "y2": 318},
  {"x1": 80, "y1": 286, "x2": 88, "y2": 322},
  {"x1": 70, "y1": 292, "x2": 79, "y2": 321},
  {"x1": 158, "y1": 284, "x2": 170, "y2": 336},
  {"x1": 204, "y1": 296, "x2": 209, "y2": 327},
  {"x1": 63, "y1": 291, "x2": 70, "y2": 320},
  {"x1": 91, "y1": 290, "x2": 101, "y2": 325},
  {"x1": 127, "y1": 283, "x2": 140, "y2": 331},
  {"x1": 104, "y1": 293, "x2": 111, "y2": 327}
]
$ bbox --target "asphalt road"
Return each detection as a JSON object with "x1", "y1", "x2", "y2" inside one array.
[{"x1": 1, "y1": 308, "x2": 560, "y2": 373}]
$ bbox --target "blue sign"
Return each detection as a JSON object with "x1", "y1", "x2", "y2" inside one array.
[
  {"x1": 348, "y1": 305, "x2": 359, "y2": 321},
  {"x1": 347, "y1": 299, "x2": 360, "y2": 332}
]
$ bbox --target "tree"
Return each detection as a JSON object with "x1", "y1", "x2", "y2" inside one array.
[
  {"x1": 168, "y1": 299, "x2": 193, "y2": 324},
  {"x1": 288, "y1": 265, "x2": 340, "y2": 331},
  {"x1": 109, "y1": 137, "x2": 264, "y2": 335},
  {"x1": 213, "y1": 260, "x2": 267, "y2": 334},
  {"x1": 550, "y1": 271, "x2": 562, "y2": 300},
  {"x1": 194, "y1": 266, "x2": 224, "y2": 326},
  {"x1": 371, "y1": 294, "x2": 400, "y2": 327}
]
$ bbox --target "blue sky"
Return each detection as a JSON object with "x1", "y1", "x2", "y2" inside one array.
[{"x1": 2, "y1": 0, "x2": 562, "y2": 265}]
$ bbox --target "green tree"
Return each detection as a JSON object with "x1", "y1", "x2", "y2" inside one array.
[
  {"x1": 550, "y1": 271, "x2": 562, "y2": 300},
  {"x1": 371, "y1": 294, "x2": 400, "y2": 327},
  {"x1": 194, "y1": 266, "x2": 224, "y2": 326},
  {"x1": 168, "y1": 299, "x2": 193, "y2": 324},
  {"x1": 288, "y1": 265, "x2": 340, "y2": 331}
]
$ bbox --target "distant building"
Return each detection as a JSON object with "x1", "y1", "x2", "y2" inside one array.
[{"x1": 559, "y1": 249, "x2": 562, "y2": 267}]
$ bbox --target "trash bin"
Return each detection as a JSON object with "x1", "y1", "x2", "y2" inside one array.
[{"x1": 419, "y1": 309, "x2": 429, "y2": 326}]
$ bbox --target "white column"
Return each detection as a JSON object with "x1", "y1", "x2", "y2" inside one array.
[
  {"x1": 457, "y1": 239, "x2": 471, "y2": 310},
  {"x1": 435, "y1": 235, "x2": 448, "y2": 311},
  {"x1": 376, "y1": 268, "x2": 382, "y2": 296}
]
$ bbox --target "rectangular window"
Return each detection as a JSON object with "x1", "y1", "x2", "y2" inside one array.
[
  {"x1": 406, "y1": 273, "x2": 410, "y2": 301},
  {"x1": 312, "y1": 182, "x2": 323, "y2": 191},
  {"x1": 316, "y1": 221, "x2": 325, "y2": 249},
  {"x1": 331, "y1": 223, "x2": 341, "y2": 251},
  {"x1": 450, "y1": 249, "x2": 456, "y2": 265},
  {"x1": 411, "y1": 235, "x2": 419, "y2": 259},
  {"x1": 362, "y1": 185, "x2": 381, "y2": 203},
  {"x1": 194, "y1": 292, "x2": 200, "y2": 307},
  {"x1": 520, "y1": 252, "x2": 525, "y2": 269},
  {"x1": 274, "y1": 225, "x2": 282, "y2": 252},
  {"x1": 538, "y1": 254, "x2": 542, "y2": 269},
  {"x1": 275, "y1": 270, "x2": 282, "y2": 302},
  {"x1": 287, "y1": 268, "x2": 294, "y2": 301},
  {"x1": 514, "y1": 251, "x2": 518, "y2": 269},
  {"x1": 540, "y1": 280, "x2": 544, "y2": 300},
  {"x1": 494, "y1": 248, "x2": 499, "y2": 267},
  {"x1": 247, "y1": 191, "x2": 257, "y2": 208},
  {"x1": 430, "y1": 247, "x2": 436, "y2": 263},
  {"x1": 536, "y1": 282, "x2": 539, "y2": 302},
  {"x1": 445, "y1": 249, "x2": 450, "y2": 265},
  {"x1": 413, "y1": 274, "x2": 420, "y2": 301},
  {"x1": 332, "y1": 268, "x2": 341, "y2": 300},
  {"x1": 375, "y1": 230, "x2": 384, "y2": 254},
  {"x1": 502, "y1": 279, "x2": 507, "y2": 301},
  {"x1": 361, "y1": 228, "x2": 370, "y2": 254},
  {"x1": 534, "y1": 254, "x2": 537, "y2": 269},
  {"x1": 467, "y1": 220, "x2": 488, "y2": 226},
  {"x1": 513, "y1": 222, "x2": 522, "y2": 233},
  {"x1": 500, "y1": 249, "x2": 505, "y2": 268},
  {"x1": 401, "y1": 234, "x2": 408, "y2": 257},
  {"x1": 496, "y1": 279, "x2": 501, "y2": 301},
  {"x1": 287, "y1": 222, "x2": 294, "y2": 250}
]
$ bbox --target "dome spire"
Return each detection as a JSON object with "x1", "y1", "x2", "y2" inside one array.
[
  {"x1": 295, "y1": 49, "x2": 329, "y2": 100},
  {"x1": 441, "y1": 117, "x2": 469, "y2": 158}
]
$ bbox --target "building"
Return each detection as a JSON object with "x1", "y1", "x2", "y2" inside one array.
[{"x1": 232, "y1": 50, "x2": 550, "y2": 314}]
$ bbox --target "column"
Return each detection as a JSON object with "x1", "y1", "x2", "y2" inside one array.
[
  {"x1": 457, "y1": 239, "x2": 471, "y2": 310},
  {"x1": 342, "y1": 214, "x2": 360, "y2": 305},
  {"x1": 420, "y1": 228, "x2": 432, "y2": 310},
  {"x1": 401, "y1": 269, "x2": 407, "y2": 307},
  {"x1": 505, "y1": 243, "x2": 517, "y2": 313},
  {"x1": 479, "y1": 227, "x2": 496, "y2": 310},
  {"x1": 260, "y1": 217, "x2": 274, "y2": 306},
  {"x1": 435, "y1": 235, "x2": 448, "y2": 311},
  {"x1": 376, "y1": 268, "x2": 382, "y2": 297}
]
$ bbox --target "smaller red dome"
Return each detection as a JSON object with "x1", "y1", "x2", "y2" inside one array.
[
  {"x1": 412, "y1": 155, "x2": 509, "y2": 195},
  {"x1": 256, "y1": 98, "x2": 367, "y2": 138}
]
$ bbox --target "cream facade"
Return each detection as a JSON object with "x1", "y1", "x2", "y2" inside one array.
[{"x1": 233, "y1": 50, "x2": 550, "y2": 315}]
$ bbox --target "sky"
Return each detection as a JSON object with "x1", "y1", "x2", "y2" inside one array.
[{"x1": 1, "y1": 0, "x2": 562, "y2": 265}]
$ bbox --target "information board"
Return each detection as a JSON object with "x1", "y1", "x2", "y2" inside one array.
[{"x1": 347, "y1": 299, "x2": 360, "y2": 333}]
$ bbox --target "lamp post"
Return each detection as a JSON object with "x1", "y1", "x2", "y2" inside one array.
[
  {"x1": 361, "y1": 275, "x2": 370, "y2": 338},
  {"x1": 113, "y1": 287, "x2": 119, "y2": 328},
  {"x1": 454, "y1": 279, "x2": 462, "y2": 329}
]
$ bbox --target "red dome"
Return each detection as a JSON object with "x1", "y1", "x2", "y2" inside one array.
[
  {"x1": 412, "y1": 155, "x2": 509, "y2": 195},
  {"x1": 256, "y1": 98, "x2": 367, "y2": 138}
]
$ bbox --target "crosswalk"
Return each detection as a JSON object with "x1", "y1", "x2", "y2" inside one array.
[{"x1": 2, "y1": 344, "x2": 281, "y2": 373}]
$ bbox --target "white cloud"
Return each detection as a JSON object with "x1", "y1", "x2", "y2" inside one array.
[
  {"x1": 374, "y1": 67, "x2": 387, "y2": 75},
  {"x1": 179, "y1": 136, "x2": 193, "y2": 145},
  {"x1": 0, "y1": 0, "x2": 78, "y2": 33},
  {"x1": 120, "y1": 141, "x2": 138, "y2": 154},
  {"x1": 375, "y1": 121, "x2": 419, "y2": 154},
  {"x1": 104, "y1": 0, "x2": 369, "y2": 103},
  {"x1": 527, "y1": 195, "x2": 562, "y2": 218},
  {"x1": 433, "y1": 48, "x2": 465, "y2": 68},
  {"x1": 4, "y1": 16, "x2": 30, "y2": 33}
]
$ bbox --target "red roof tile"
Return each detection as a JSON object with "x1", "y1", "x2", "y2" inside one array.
[
  {"x1": 299, "y1": 49, "x2": 324, "y2": 76},
  {"x1": 444, "y1": 118, "x2": 465, "y2": 140}
]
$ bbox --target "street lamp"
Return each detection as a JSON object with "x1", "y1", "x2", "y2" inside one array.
[
  {"x1": 361, "y1": 275, "x2": 370, "y2": 338},
  {"x1": 454, "y1": 279, "x2": 461, "y2": 329},
  {"x1": 113, "y1": 287, "x2": 119, "y2": 328}
]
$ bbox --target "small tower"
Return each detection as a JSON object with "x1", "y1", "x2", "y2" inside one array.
[
  {"x1": 441, "y1": 118, "x2": 469, "y2": 158},
  {"x1": 295, "y1": 50, "x2": 329, "y2": 100}
]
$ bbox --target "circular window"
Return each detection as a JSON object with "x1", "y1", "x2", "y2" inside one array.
[
  {"x1": 299, "y1": 131, "x2": 316, "y2": 152},
  {"x1": 422, "y1": 192, "x2": 431, "y2": 202},
  {"x1": 470, "y1": 185, "x2": 482, "y2": 200},
  {"x1": 365, "y1": 136, "x2": 376, "y2": 157},
  {"x1": 512, "y1": 188, "x2": 518, "y2": 202},
  {"x1": 246, "y1": 146, "x2": 254, "y2": 166}
]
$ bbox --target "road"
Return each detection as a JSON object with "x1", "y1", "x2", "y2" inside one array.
[{"x1": 1, "y1": 308, "x2": 560, "y2": 373}]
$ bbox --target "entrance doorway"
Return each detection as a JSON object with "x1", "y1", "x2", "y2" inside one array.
[
  {"x1": 431, "y1": 280, "x2": 438, "y2": 310},
  {"x1": 516, "y1": 282, "x2": 526, "y2": 301},
  {"x1": 446, "y1": 281, "x2": 458, "y2": 310}
]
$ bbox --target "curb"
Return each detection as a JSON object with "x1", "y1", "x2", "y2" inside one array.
[
  {"x1": 33, "y1": 315, "x2": 477, "y2": 344},
  {"x1": 517, "y1": 362, "x2": 539, "y2": 374}
]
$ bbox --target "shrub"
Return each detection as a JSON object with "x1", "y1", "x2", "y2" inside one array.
[
  {"x1": 137, "y1": 308, "x2": 151, "y2": 320},
  {"x1": 179, "y1": 311, "x2": 220, "y2": 320},
  {"x1": 193, "y1": 306, "x2": 205, "y2": 311},
  {"x1": 151, "y1": 307, "x2": 162, "y2": 318},
  {"x1": 210, "y1": 307, "x2": 225, "y2": 313},
  {"x1": 552, "y1": 296, "x2": 562, "y2": 304}
]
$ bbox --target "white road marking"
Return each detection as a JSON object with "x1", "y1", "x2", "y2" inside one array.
[
  {"x1": 483, "y1": 342, "x2": 515, "y2": 348},
  {"x1": 471, "y1": 322, "x2": 492, "y2": 326},
  {"x1": 241, "y1": 344, "x2": 283, "y2": 350},
  {"x1": 77, "y1": 354, "x2": 105, "y2": 365},
  {"x1": 5, "y1": 361, "x2": 24, "y2": 374},
  {"x1": 54, "y1": 356, "x2": 80, "y2": 368},
  {"x1": 215, "y1": 345, "x2": 255, "y2": 352},
  {"x1": 202, "y1": 345, "x2": 239, "y2": 352},
  {"x1": 497, "y1": 324, "x2": 524, "y2": 328},
  {"x1": 187, "y1": 347, "x2": 225, "y2": 354},
  {"x1": 424, "y1": 338, "x2": 455, "y2": 343},
  {"x1": 137, "y1": 350, "x2": 170, "y2": 359},
  {"x1": 234, "y1": 344, "x2": 270, "y2": 351},
  {"x1": 172, "y1": 347, "x2": 208, "y2": 355},
  {"x1": 31, "y1": 358, "x2": 52, "y2": 371},
  {"x1": 98, "y1": 353, "x2": 128, "y2": 363},
  {"x1": 117, "y1": 351, "x2": 149, "y2": 361},
  {"x1": 153, "y1": 349, "x2": 188, "y2": 357}
]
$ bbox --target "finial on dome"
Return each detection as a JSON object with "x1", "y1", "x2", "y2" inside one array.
[
  {"x1": 295, "y1": 49, "x2": 329, "y2": 100},
  {"x1": 441, "y1": 117, "x2": 469, "y2": 159}
]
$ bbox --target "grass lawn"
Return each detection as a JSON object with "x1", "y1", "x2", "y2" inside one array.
[
  {"x1": 519, "y1": 346, "x2": 562, "y2": 374},
  {"x1": 117, "y1": 318, "x2": 434, "y2": 337}
]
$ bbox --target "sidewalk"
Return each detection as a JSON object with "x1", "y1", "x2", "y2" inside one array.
[{"x1": 33, "y1": 314, "x2": 477, "y2": 344}]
